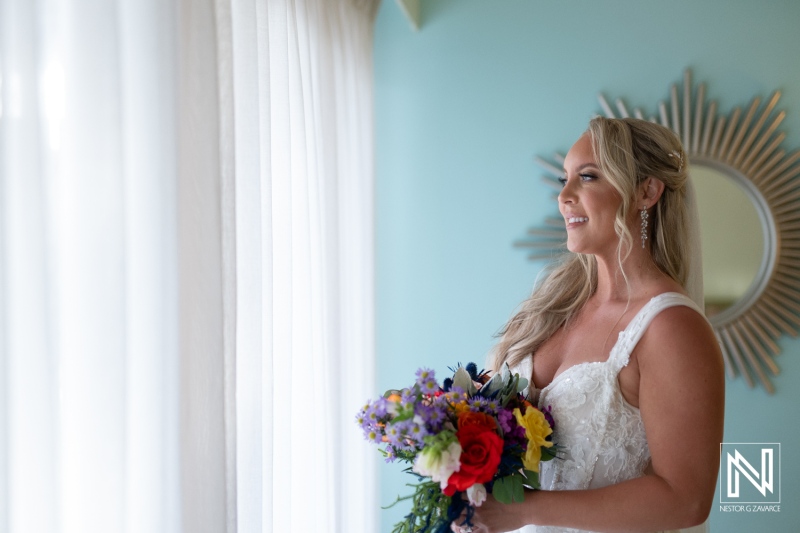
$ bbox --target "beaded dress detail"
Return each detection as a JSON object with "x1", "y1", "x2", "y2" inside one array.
[{"x1": 509, "y1": 292, "x2": 707, "y2": 533}]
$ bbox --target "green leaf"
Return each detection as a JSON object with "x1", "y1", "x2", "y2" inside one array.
[
  {"x1": 494, "y1": 474, "x2": 525, "y2": 504},
  {"x1": 509, "y1": 474, "x2": 525, "y2": 503},
  {"x1": 521, "y1": 469, "x2": 539, "y2": 489},
  {"x1": 385, "y1": 480, "x2": 452, "y2": 533},
  {"x1": 481, "y1": 369, "x2": 504, "y2": 396},
  {"x1": 493, "y1": 476, "x2": 513, "y2": 504},
  {"x1": 541, "y1": 445, "x2": 558, "y2": 462}
]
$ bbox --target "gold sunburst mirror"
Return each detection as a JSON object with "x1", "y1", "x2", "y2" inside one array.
[{"x1": 517, "y1": 69, "x2": 800, "y2": 394}]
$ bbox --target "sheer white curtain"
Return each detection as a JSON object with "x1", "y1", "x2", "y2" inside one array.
[
  {"x1": 1, "y1": 0, "x2": 376, "y2": 531},
  {"x1": 0, "y1": 0, "x2": 180, "y2": 532},
  {"x1": 217, "y1": 0, "x2": 379, "y2": 531}
]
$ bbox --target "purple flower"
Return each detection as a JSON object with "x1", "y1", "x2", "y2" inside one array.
[
  {"x1": 430, "y1": 393, "x2": 450, "y2": 409},
  {"x1": 509, "y1": 424, "x2": 527, "y2": 444},
  {"x1": 497, "y1": 407, "x2": 528, "y2": 447},
  {"x1": 484, "y1": 398, "x2": 501, "y2": 414},
  {"x1": 400, "y1": 387, "x2": 417, "y2": 409},
  {"x1": 444, "y1": 387, "x2": 466, "y2": 404},
  {"x1": 356, "y1": 400, "x2": 386, "y2": 440},
  {"x1": 542, "y1": 405, "x2": 555, "y2": 431},
  {"x1": 365, "y1": 429, "x2": 382, "y2": 443},
  {"x1": 355, "y1": 408, "x2": 368, "y2": 428},
  {"x1": 391, "y1": 420, "x2": 418, "y2": 451},
  {"x1": 419, "y1": 378, "x2": 439, "y2": 394},
  {"x1": 384, "y1": 445, "x2": 398, "y2": 463},
  {"x1": 385, "y1": 423, "x2": 404, "y2": 447},
  {"x1": 498, "y1": 408, "x2": 515, "y2": 433},
  {"x1": 416, "y1": 368, "x2": 439, "y2": 394},
  {"x1": 371, "y1": 397, "x2": 389, "y2": 418},
  {"x1": 407, "y1": 420, "x2": 429, "y2": 445},
  {"x1": 364, "y1": 402, "x2": 387, "y2": 428},
  {"x1": 467, "y1": 397, "x2": 488, "y2": 413},
  {"x1": 415, "y1": 403, "x2": 447, "y2": 432}
]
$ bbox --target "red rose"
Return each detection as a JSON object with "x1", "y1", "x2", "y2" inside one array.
[{"x1": 443, "y1": 412, "x2": 503, "y2": 496}]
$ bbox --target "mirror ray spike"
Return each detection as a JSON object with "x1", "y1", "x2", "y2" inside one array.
[
  {"x1": 734, "y1": 93, "x2": 781, "y2": 168},
  {"x1": 730, "y1": 324, "x2": 775, "y2": 393},
  {"x1": 721, "y1": 328, "x2": 754, "y2": 388},
  {"x1": 725, "y1": 97, "x2": 761, "y2": 164},
  {"x1": 761, "y1": 159, "x2": 800, "y2": 195},
  {"x1": 743, "y1": 314, "x2": 781, "y2": 353},
  {"x1": 738, "y1": 319, "x2": 781, "y2": 372},
  {"x1": 597, "y1": 94, "x2": 614, "y2": 118},
  {"x1": 709, "y1": 115, "x2": 726, "y2": 157},
  {"x1": 717, "y1": 107, "x2": 740, "y2": 160},
  {"x1": 670, "y1": 84, "x2": 680, "y2": 139},
  {"x1": 683, "y1": 70, "x2": 691, "y2": 150},
  {"x1": 752, "y1": 149, "x2": 794, "y2": 185},
  {"x1": 691, "y1": 82, "x2": 705, "y2": 155},
  {"x1": 750, "y1": 306, "x2": 783, "y2": 340},
  {"x1": 744, "y1": 133, "x2": 785, "y2": 178},
  {"x1": 700, "y1": 100, "x2": 716, "y2": 155},
  {"x1": 759, "y1": 295, "x2": 799, "y2": 334},
  {"x1": 658, "y1": 101, "x2": 669, "y2": 128},
  {"x1": 746, "y1": 111, "x2": 786, "y2": 168},
  {"x1": 615, "y1": 99, "x2": 629, "y2": 118}
]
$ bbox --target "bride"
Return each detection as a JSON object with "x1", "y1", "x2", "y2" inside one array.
[{"x1": 454, "y1": 117, "x2": 725, "y2": 533}]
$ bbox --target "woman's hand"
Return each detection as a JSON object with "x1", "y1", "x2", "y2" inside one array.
[{"x1": 450, "y1": 492, "x2": 536, "y2": 533}]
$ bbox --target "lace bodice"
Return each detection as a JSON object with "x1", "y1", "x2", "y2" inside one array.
[{"x1": 509, "y1": 292, "x2": 706, "y2": 533}]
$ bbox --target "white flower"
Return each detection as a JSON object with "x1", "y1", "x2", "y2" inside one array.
[
  {"x1": 466, "y1": 483, "x2": 487, "y2": 507},
  {"x1": 412, "y1": 441, "x2": 462, "y2": 489}
]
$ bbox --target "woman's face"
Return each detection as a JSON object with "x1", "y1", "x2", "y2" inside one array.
[{"x1": 559, "y1": 133, "x2": 624, "y2": 256}]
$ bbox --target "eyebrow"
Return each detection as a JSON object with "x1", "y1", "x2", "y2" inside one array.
[{"x1": 563, "y1": 163, "x2": 601, "y2": 174}]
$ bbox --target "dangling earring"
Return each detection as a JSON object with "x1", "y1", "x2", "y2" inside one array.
[{"x1": 640, "y1": 206, "x2": 649, "y2": 249}]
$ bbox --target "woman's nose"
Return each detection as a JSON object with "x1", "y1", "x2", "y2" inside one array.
[{"x1": 558, "y1": 177, "x2": 576, "y2": 204}]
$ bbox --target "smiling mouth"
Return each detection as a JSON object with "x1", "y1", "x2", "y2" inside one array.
[{"x1": 567, "y1": 217, "x2": 588, "y2": 224}]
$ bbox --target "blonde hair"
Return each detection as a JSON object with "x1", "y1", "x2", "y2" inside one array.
[{"x1": 491, "y1": 117, "x2": 691, "y2": 371}]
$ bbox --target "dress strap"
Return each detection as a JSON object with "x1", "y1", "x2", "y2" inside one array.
[
  {"x1": 511, "y1": 356, "x2": 534, "y2": 401},
  {"x1": 609, "y1": 292, "x2": 705, "y2": 371}
]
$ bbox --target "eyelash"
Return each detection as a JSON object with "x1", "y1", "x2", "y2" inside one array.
[{"x1": 558, "y1": 173, "x2": 597, "y2": 187}]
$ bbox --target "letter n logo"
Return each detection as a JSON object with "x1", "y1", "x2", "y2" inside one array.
[{"x1": 720, "y1": 443, "x2": 780, "y2": 504}]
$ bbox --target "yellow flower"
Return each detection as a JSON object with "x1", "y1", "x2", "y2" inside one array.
[
  {"x1": 513, "y1": 406, "x2": 553, "y2": 473},
  {"x1": 453, "y1": 401, "x2": 471, "y2": 416}
]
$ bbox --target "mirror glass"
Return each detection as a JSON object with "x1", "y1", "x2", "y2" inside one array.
[{"x1": 692, "y1": 165, "x2": 765, "y2": 317}]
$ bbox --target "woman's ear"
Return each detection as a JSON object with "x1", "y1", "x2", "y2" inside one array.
[{"x1": 639, "y1": 177, "x2": 666, "y2": 207}]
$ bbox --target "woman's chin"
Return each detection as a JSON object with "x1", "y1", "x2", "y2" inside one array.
[{"x1": 565, "y1": 241, "x2": 585, "y2": 254}]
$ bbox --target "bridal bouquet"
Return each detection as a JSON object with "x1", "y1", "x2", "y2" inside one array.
[{"x1": 355, "y1": 363, "x2": 556, "y2": 533}]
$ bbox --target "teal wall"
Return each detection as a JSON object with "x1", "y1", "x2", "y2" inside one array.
[{"x1": 374, "y1": 1, "x2": 800, "y2": 531}]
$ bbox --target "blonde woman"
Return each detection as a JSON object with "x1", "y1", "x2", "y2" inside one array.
[{"x1": 454, "y1": 117, "x2": 724, "y2": 533}]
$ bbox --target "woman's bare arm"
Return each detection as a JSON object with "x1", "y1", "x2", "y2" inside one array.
[{"x1": 466, "y1": 306, "x2": 725, "y2": 533}]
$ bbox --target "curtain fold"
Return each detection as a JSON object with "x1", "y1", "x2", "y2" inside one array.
[
  {"x1": 221, "y1": 0, "x2": 378, "y2": 531},
  {"x1": 0, "y1": 0, "x2": 180, "y2": 532}
]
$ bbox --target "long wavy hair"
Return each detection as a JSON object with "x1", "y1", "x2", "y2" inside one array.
[{"x1": 491, "y1": 117, "x2": 691, "y2": 371}]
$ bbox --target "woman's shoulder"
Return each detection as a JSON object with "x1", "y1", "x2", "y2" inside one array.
[
  {"x1": 635, "y1": 276, "x2": 703, "y2": 322},
  {"x1": 636, "y1": 300, "x2": 720, "y2": 368},
  {"x1": 646, "y1": 300, "x2": 709, "y2": 331}
]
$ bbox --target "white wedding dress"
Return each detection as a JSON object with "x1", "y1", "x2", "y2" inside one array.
[{"x1": 510, "y1": 292, "x2": 708, "y2": 533}]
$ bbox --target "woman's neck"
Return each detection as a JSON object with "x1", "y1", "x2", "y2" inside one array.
[{"x1": 592, "y1": 247, "x2": 672, "y2": 303}]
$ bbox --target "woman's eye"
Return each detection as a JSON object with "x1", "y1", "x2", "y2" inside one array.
[{"x1": 560, "y1": 173, "x2": 597, "y2": 187}]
